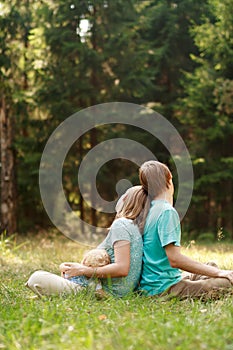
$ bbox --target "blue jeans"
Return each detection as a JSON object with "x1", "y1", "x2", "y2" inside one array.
[{"x1": 68, "y1": 275, "x2": 90, "y2": 287}]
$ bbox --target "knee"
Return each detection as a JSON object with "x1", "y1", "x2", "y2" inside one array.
[
  {"x1": 25, "y1": 270, "x2": 48, "y2": 296},
  {"x1": 26, "y1": 270, "x2": 44, "y2": 286},
  {"x1": 203, "y1": 277, "x2": 232, "y2": 291}
]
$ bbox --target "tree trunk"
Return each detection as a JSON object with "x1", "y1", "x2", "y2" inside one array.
[
  {"x1": 221, "y1": 180, "x2": 233, "y2": 239},
  {"x1": 90, "y1": 128, "x2": 98, "y2": 228},
  {"x1": 0, "y1": 96, "x2": 17, "y2": 233},
  {"x1": 78, "y1": 135, "x2": 85, "y2": 233},
  {"x1": 89, "y1": 3, "x2": 98, "y2": 228},
  {"x1": 207, "y1": 190, "x2": 217, "y2": 232}
]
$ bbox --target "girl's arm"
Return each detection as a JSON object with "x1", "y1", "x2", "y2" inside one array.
[{"x1": 60, "y1": 240, "x2": 130, "y2": 279}]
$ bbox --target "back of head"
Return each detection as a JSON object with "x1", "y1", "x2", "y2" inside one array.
[
  {"x1": 115, "y1": 185, "x2": 150, "y2": 233},
  {"x1": 139, "y1": 160, "x2": 171, "y2": 198}
]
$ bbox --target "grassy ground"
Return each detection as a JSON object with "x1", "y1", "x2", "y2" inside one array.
[{"x1": 0, "y1": 232, "x2": 233, "y2": 350}]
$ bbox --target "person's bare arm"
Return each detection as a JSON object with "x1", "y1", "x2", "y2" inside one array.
[
  {"x1": 165, "y1": 244, "x2": 233, "y2": 283},
  {"x1": 60, "y1": 240, "x2": 130, "y2": 279}
]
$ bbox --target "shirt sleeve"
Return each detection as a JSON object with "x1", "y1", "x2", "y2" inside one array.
[
  {"x1": 107, "y1": 218, "x2": 131, "y2": 246},
  {"x1": 157, "y1": 209, "x2": 181, "y2": 247}
]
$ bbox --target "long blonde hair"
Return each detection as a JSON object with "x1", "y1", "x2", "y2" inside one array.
[{"x1": 116, "y1": 185, "x2": 150, "y2": 233}]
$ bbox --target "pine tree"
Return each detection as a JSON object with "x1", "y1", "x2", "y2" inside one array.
[
  {"x1": 34, "y1": 0, "x2": 154, "y2": 230},
  {"x1": 179, "y1": 0, "x2": 233, "y2": 238}
]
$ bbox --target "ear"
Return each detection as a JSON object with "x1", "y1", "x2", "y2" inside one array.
[{"x1": 168, "y1": 178, "x2": 174, "y2": 194}]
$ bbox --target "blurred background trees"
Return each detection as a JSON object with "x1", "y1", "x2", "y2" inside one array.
[{"x1": 0, "y1": 0, "x2": 232, "y2": 240}]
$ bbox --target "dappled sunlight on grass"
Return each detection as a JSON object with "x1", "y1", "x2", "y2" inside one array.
[
  {"x1": 1, "y1": 231, "x2": 88, "y2": 275},
  {"x1": 1, "y1": 232, "x2": 233, "y2": 350},
  {"x1": 1, "y1": 231, "x2": 233, "y2": 279},
  {"x1": 182, "y1": 242, "x2": 233, "y2": 269}
]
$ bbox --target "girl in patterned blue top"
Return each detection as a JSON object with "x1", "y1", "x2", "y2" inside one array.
[{"x1": 26, "y1": 186, "x2": 149, "y2": 298}]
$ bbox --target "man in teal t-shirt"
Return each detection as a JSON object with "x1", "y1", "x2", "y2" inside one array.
[
  {"x1": 140, "y1": 199, "x2": 182, "y2": 296},
  {"x1": 139, "y1": 160, "x2": 233, "y2": 299}
]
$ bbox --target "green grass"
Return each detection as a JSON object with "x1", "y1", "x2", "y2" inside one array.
[{"x1": 0, "y1": 232, "x2": 233, "y2": 350}]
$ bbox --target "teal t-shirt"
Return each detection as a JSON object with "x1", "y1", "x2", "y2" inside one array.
[
  {"x1": 98, "y1": 217, "x2": 143, "y2": 297},
  {"x1": 139, "y1": 200, "x2": 182, "y2": 296}
]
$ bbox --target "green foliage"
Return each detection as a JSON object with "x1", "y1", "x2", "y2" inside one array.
[
  {"x1": 140, "y1": 0, "x2": 210, "y2": 114},
  {"x1": 178, "y1": 0, "x2": 233, "y2": 236},
  {"x1": 0, "y1": 230, "x2": 27, "y2": 260},
  {"x1": 0, "y1": 0, "x2": 232, "y2": 237}
]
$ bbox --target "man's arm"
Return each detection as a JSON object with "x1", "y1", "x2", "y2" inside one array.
[{"x1": 165, "y1": 244, "x2": 233, "y2": 283}]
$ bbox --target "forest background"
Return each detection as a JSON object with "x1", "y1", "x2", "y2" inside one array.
[{"x1": 0, "y1": 0, "x2": 232, "y2": 241}]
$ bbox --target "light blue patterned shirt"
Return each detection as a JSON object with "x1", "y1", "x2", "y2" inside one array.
[{"x1": 98, "y1": 217, "x2": 143, "y2": 297}]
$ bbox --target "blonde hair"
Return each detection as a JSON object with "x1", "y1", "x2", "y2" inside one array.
[
  {"x1": 139, "y1": 160, "x2": 172, "y2": 198},
  {"x1": 116, "y1": 185, "x2": 150, "y2": 233}
]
